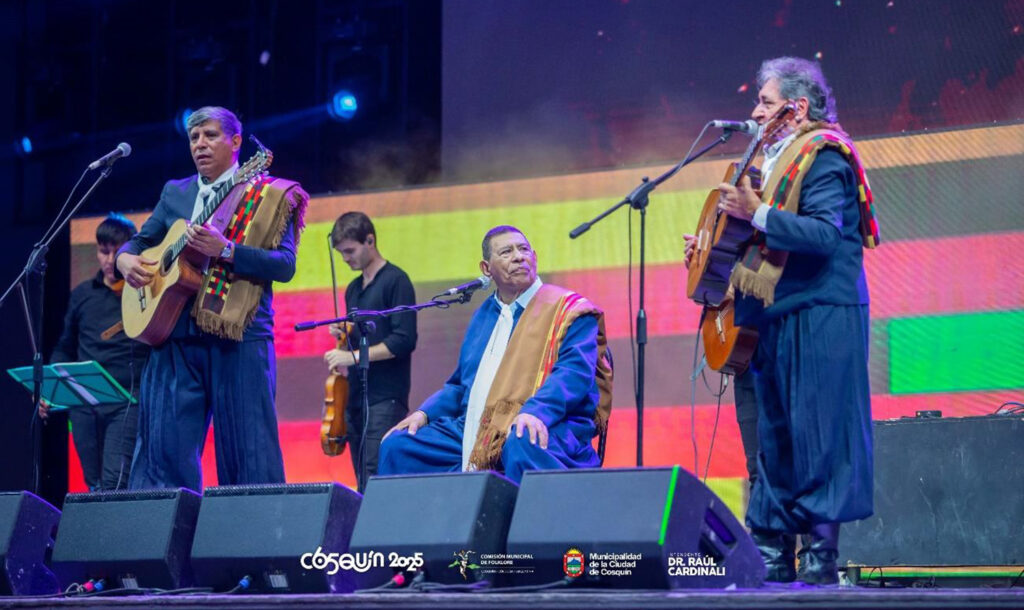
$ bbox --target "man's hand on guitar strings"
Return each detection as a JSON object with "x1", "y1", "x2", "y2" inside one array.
[
  {"x1": 116, "y1": 252, "x2": 157, "y2": 288},
  {"x1": 717, "y1": 174, "x2": 761, "y2": 221},
  {"x1": 185, "y1": 221, "x2": 231, "y2": 258}
]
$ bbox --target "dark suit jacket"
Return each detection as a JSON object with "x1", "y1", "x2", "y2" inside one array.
[
  {"x1": 117, "y1": 175, "x2": 297, "y2": 340},
  {"x1": 736, "y1": 148, "x2": 870, "y2": 327}
]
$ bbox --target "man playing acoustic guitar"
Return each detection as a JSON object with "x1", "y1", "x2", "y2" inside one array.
[
  {"x1": 115, "y1": 106, "x2": 308, "y2": 491},
  {"x1": 685, "y1": 57, "x2": 879, "y2": 585}
]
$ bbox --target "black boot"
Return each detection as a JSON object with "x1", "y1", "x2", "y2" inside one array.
[
  {"x1": 796, "y1": 522, "x2": 840, "y2": 585},
  {"x1": 751, "y1": 529, "x2": 797, "y2": 583}
]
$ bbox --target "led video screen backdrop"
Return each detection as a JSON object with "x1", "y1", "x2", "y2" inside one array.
[
  {"x1": 65, "y1": 0, "x2": 1022, "y2": 516},
  {"x1": 440, "y1": 0, "x2": 1023, "y2": 181}
]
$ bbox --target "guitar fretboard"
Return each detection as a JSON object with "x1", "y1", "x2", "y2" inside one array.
[{"x1": 167, "y1": 178, "x2": 237, "y2": 262}]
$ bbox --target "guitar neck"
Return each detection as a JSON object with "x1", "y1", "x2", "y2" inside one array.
[
  {"x1": 167, "y1": 177, "x2": 238, "y2": 262},
  {"x1": 730, "y1": 132, "x2": 763, "y2": 187},
  {"x1": 727, "y1": 104, "x2": 796, "y2": 187},
  {"x1": 195, "y1": 178, "x2": 237, "y2": 225}
]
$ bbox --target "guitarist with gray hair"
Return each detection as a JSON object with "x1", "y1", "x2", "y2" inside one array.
[
  {"x1": 685, "y1": 57, "x2": 879, "y2": 586},
  {"x1": 115, "y1": 106, "x2": 308, "y2": 491}
]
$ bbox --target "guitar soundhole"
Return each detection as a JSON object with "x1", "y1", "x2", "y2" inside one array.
[{"x1": 162, "y1": 250, "x2": 173, "y2": 273}]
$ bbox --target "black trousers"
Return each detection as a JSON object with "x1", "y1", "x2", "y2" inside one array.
[
  {"x1": 129, "y1": 337, "x2": 286, "y2": 491},
  {"x1": 346, "y1": 398, "x2": 408, "y2": 493},
  {"x1": 733, "y1": 366, "x2": 759, "y2": 486},
  {"x1": 69, "y1": 402, "x2": 138, "y2": 491}
]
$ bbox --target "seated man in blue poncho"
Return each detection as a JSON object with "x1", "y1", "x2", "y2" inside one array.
[{"x1": 377, "y1": 225, "x2": 612, "y2": 483}]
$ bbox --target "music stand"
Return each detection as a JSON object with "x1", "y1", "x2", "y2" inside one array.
[{"x1": 6, "y1": 361, "x2": 134, "y2": 411}]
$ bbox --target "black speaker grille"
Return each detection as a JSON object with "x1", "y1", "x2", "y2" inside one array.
[
  {"x1": 190, "y1": 482, "x2": 362, "y2": 593},
  {"x1": 0, "y1": 491, "x2": 60, "y2": 596},
  {"x1": 506, "y1": 467, "x2": 763, "y2": 589},
  {"x1": 51, "y1": 488, "x2": 200, "y2": 589},
  {"x1": 203, "y1": 482, "x2": 339, "y2": 497},
  {"x1": 63, "y1": 488, "x2": 190, "y2": 503},
  {"x1": 349, "y1": 472, "x2": 519, "y2": 586}
]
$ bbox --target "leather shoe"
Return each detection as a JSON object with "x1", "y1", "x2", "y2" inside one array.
[
  {"x1": 751, "y1": 529, "x2": 797, "y2": 583},
  {"x1": 796, "y1": 522, "x2": 840, "y2": 585}
]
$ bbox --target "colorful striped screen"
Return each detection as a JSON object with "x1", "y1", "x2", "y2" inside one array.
[{"x1": 67, "y1": 123, "x2": 1024, "y2": 517}]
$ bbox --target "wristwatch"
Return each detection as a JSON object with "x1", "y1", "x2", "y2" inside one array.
[{"x1": 220, "y1": 242, "x2": 234, "y2": 260}]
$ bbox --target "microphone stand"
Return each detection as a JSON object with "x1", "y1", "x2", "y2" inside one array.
[
  {"x1": 569, "y1": 129, "x2": 736, "y2": 467},
  {"x1": 0, "y1": 164, "x2": 116, "y2": 495},
  {"x1": 295, "y1": 291, "x2": 480, "y2": 490}
]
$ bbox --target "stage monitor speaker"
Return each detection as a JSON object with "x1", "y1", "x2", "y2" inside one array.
[
  {"x1": 51, "y1": 488, "x2": 201, "y2": 590},
  {"x1": 0, "y1": 491, "x2": 60, "y2": 595},
  {"x1": 506, "y1": 467, "x2": 763, "y2": 589},
  {"x1": 190, "y1": 482, "x2": 361, "y2": 593},
  {"x1": 349, "y1": 471, "x2": 518, "y2": 586},
  {"x1": 841, "y1": 415, "x2": 1024, "y2": 567}
]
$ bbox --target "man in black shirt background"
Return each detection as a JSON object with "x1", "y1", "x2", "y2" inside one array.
[
  {"x1": 41, "y1": 213, "x2": 150, "y2": 490},
  {"x1": 324, "y1": 211, "x2": 417, "y2": 492}
]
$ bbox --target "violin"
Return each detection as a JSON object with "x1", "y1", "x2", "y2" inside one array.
[
  {"x1": 321, "y1": 322, "x2": 351, "y2": 456},
  {"x1": 321, "y1": 231, "x2": 350, "y2": 456}
]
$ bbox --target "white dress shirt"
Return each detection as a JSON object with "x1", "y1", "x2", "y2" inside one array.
[
  {"x1": 190, "y1": 163, "x2": 239, "y2": 222},
  {"x1": 462, "y1": 277, "x2": 543, "y2": 470}
]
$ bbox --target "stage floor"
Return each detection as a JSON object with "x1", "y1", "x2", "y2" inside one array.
[{"x1": 3, "y1": 587, "x2": 1023, "y2": 609}]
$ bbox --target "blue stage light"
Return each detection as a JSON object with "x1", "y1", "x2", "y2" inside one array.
[
  {"x1": 20, "y1": 136, "x2": 32, "y2": 155},
  {"x1": 176, "y1": 108, "x2": 193, "y2": 136},
  {"x1": 328, "y1": 90, "x2": 358, "y2": 121}
]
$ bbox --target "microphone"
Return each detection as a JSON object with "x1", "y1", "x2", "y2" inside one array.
[
  {"x1": 88, "y1": 143, "x2": 132, "y2": 170},
  {"x1": 435, "y1": 276, "x2": 491, "y2": 298},
  {"x1": 709, "y1": 119, "x2": 758, "y2": 135}
]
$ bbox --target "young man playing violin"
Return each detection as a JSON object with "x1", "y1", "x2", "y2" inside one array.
[{"x1": 323, "y1": 211, "x2": 417, "y2": 493}]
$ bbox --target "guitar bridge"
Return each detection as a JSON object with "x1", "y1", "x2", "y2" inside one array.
[
  {"x1": 698, "y1": 229, "x2": 710, "y2": 252},
  {"x1": 136, "y1": 287, "x2": 147, "y2": 312}
]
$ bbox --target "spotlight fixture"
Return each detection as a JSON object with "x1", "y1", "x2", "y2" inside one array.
[
  {"x1": 175, "y1": 108, "x2": 194, "y2": 136},
  {"x1": 327, "y1": 90, "x2": 358, "y2": 121}
]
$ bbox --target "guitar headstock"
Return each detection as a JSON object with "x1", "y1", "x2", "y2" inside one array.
[
  {"x1": 235, "y1": 139, "x2": 274, "y2": 184},
  {"x1": 755, "y1": 103, "x2": 797, "y2": 148},
  {"x1": 248, "y1": 133, "x2": 273, "y2": 166}
]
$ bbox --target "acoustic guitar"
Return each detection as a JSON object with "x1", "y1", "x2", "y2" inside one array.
[
  {"x1": 686, "y1": 103, "x2": 795, "y2": 307},
  {"x1": 689, "y1": 104, "x2": 795, "y2": 373},
  {"x1": 700, "y1": 298, "x2": 758, "y2": 375},
  {"x1": 121, "y1": 148, "x2": 273, "y2": 346}
]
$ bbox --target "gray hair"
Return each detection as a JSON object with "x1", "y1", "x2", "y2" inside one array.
[
  {"x1": 185, "y1": 106, "x2": 243, "y2": 138},
  {"x1": 757, "y1": 57, "x2": 837, "y2": 123}
]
